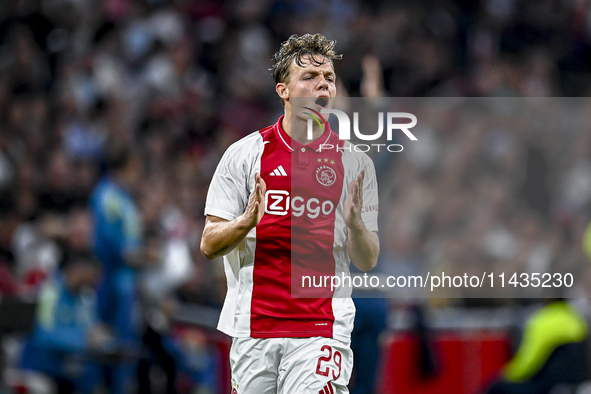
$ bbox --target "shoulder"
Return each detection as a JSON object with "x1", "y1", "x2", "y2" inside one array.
[
  {"x1": 92, "y1": 179, "x2": 127, "y2": 218},
  {"x1": 37, "y1": 277, "x2": 61, "y2": 315},
  {"x1": 92, "y1": 177, "x2": 121, "y2": 198},
  {"x1": 216, "y1": 126, "x2": 273, "y2": 174},
  {"x1": 222, "y1": 129, "x2": 267, "y2": 162},
  {"x1": 90, "y1": 177, "x2": 109, "y2": 198},
  {"x1": 227, "y1": 127, "x2": 270, "y2": 154},
  {"x1": 39, "y1": 277, "x2": 60, "y2": 301}
]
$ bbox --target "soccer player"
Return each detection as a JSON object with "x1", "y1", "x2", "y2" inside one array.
[
  {"x1": 200, "y1": 33, "x2": 379, "y2": 394},
  {"x1": 21, "y1": 251, "x2": 110, "y2": 394}
]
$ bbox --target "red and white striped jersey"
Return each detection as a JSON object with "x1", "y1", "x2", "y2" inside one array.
[{"x1": 204, "y1": 116, "x2": 378, "y2": 343}]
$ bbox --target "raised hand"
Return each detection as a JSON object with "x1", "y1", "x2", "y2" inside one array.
[
  {"x1": 201, "y1": 172, "x2": 267, "y2": 260},
  {"x1": 360, "y1": 55, "x2": 384, "y2": 98},
  {"x1": 344, "y1": 170, "x2": 365, "y2": 231},
  {"x1": 244, "y1": 172, "x2": 267, "y2": 229}
]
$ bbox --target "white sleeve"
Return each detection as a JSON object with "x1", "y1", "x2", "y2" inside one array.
[
  {"x1": 360, "y1": 155, "x2": 379, "y2": 232},
  {"x1": 204, "y1": 143, "x2": 251, "y2": 221}
]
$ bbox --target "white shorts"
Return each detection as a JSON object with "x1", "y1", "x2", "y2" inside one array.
[{"x1": 229, "y1": 336, "x2": 353, "y2": 394}]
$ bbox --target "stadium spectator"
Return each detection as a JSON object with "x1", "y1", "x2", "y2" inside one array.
[
  {"x1": 89, "y1": 144, "x2": 159, "y2": 394},
  {"x1": 20, "y1": 251, "x2": 111, "y2": 394}
]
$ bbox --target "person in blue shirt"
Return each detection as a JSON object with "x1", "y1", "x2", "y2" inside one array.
[
  {"x1": 89, "y1": 145, "x2": 159, "y2": 394},
  {"x1": 21, "y1": 251, "x2": 112, "y2": 394}
]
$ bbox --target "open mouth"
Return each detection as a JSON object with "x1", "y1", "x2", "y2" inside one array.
[{"x1": 315, "y1": 97, "x2": 328, "y2": 107}]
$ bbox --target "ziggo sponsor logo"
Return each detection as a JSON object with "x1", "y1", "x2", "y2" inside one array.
[{"x1": 265, "y1": 190, "x2": 334, "y2": 218}]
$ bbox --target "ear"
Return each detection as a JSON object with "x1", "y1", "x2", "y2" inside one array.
[{"x1": 276, "y1": 83, "x2": 289, "y2": 101}]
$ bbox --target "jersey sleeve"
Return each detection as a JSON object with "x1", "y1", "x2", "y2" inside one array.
[
  {"x1": 361, "y1": 155, "x2": 379, "y2": 232},
  {"x1": 204, "y1": 142, "x2": 251, "y2": 221}
]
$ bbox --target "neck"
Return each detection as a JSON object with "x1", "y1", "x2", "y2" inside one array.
[{"x1": 282, "y1": 106, "x2": 326, "y2": 145}]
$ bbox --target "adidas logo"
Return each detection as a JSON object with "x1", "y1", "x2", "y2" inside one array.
[
  {"x1": 269, "y1": 165, "x2": 288, "y2": 176},
  {"x1": 319, "y1": 381, "x2": 334, "y2": 394}
]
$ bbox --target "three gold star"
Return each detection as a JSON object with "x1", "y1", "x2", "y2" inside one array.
[{"x1": 316, "y1": 158, "x2": 336, "y2": 165}]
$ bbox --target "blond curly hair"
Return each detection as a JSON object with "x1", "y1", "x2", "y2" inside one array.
[{"x1": 271, "y1": 33, "x2": 342, "y2": 85}]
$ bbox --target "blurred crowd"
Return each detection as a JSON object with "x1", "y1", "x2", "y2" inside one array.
[
  {"x1": 372, "y1": 97, "x2": 591, "y2": 303},
  {"x1": 2, "y1": 0, "x2": 591, "y2": 392}
]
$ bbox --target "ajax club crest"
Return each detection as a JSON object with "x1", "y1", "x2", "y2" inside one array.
[{"x1": 316, "y1": 165, "x2": 337, "y2": 187}]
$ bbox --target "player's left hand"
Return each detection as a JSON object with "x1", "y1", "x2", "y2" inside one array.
[{"x1": 344, "y1": 170, "x2": 365, "y2": 231}]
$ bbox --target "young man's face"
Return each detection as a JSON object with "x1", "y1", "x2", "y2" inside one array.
[{"x1": 278, "y1": 54, "x2": 336, "y2": 122}]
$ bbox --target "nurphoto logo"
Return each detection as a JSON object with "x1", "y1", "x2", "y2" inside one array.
[{"x1": 304, "y1": 106, "x2": 418, "y2": 153}]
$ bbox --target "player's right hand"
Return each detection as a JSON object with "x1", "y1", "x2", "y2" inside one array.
[{"x1": 243, "y1": 172, "x2": 267, "y2": 228}]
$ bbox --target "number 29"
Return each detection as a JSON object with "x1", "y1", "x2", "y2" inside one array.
[{"x1": 316, "y1": 345, "x2": 342, "y2": 380}]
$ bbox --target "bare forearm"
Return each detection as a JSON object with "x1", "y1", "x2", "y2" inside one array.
[
  {"x1": 201, "y1": 173, "x2": 266, "y2": 260},
  {"x1": 348, "y1": 228, "x2": 379, "y2": 272},
  {"x1": 200, "y1": 216, "x2": 253, "y2": 260}
]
